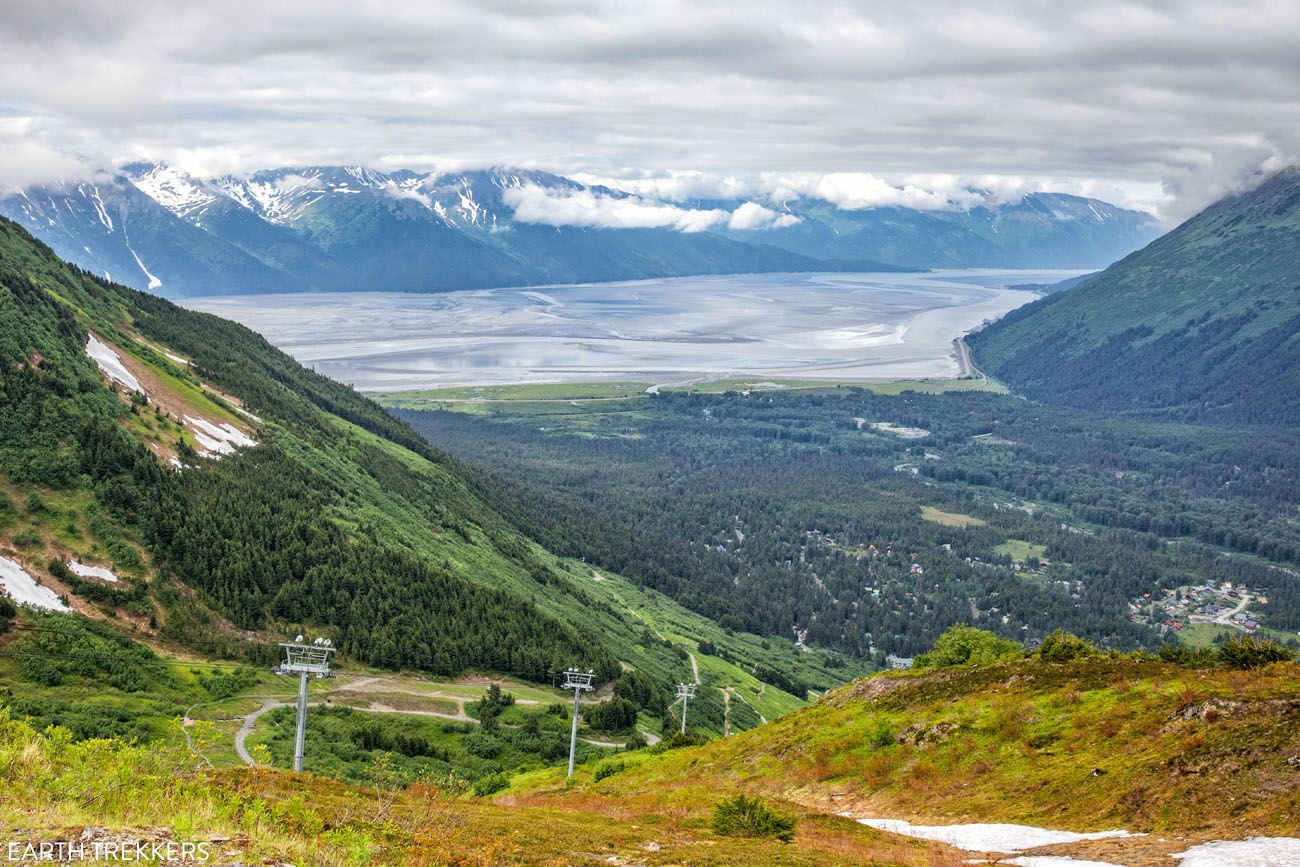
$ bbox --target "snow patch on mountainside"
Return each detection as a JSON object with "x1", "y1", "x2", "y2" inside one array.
[
  {"x1": 127, "y1": 244, "x2": 162, "y2": 290},
  {"x1": 86, "y1": 334, "x2": 144, "y2": 393},
  {"x1": 0, "y1": 557, "x2": 70, "y2": 612},
  {"x1": 85, "y1": 333, "x2": 257, "y2": 463},
  {"x1": 184, "y1": 416, "x2": 257, "y2": 457},
  {"x1": 68, "y1": 560, "x2": 121, "y2": 583},
  {"x1": 129, "y1": 164, "x2": 216, "y2": 218},
  {"x1": 217, "y1": 172, "x2": 326, "y2": 223},
  {"x1": 84, "y1": 183, "x2": 114, "y2": 231}
]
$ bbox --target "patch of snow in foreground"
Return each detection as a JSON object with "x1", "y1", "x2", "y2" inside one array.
[
  {"x1": 1002, "y1": 857, "x2": 1122, "y2": 867},
  {"x1": 1172, "y1": 837, "x2": 1300, "y2": 866},
  {"x1": 0, "y1": 557, "x2": 70, "y2": 612},
  {"x1": 856, "y1": 819, "x2": 1134, "y2": 854},
  {"x1": 86, "y1": 335, "x2": 144, "y2": 393},
  {"x1": 68, "y1": 560, "x2": 120, "y2": 583}
]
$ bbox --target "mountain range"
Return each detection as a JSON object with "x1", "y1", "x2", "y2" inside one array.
[
  {"x1": 1, "y1": 164, "x2": 1161, "y2": 298},
  {"x1": 970, "y1": 167, "x2": 1300, "y2": 425}
]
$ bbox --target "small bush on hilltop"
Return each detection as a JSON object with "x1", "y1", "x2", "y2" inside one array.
[
  {"x1": 915, "y1": 625, "x2": 1023, "y2": 669},
  {"x1": 1037, "y1": 629, "x2": 1099, "y2": 662},
  {"x1": 711, "y1": 794, "x2": 796, "y2": 842},
  {"x1": 592, "y1": 761, "x2": 625, "y2": 781},
  {"x1": 656, "y1": 731, "x2": 708, "y2": 750},
  {"x1": 1216, "y1": 635, "x2": 1294, "y2": 669},
  {"x1": 1157, "y1": 643, "x2": 1219, "y2": 667}
]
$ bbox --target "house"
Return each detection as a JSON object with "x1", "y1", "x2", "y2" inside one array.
[{"x1": 885, "y1": 654, "x2": 914, "y2": 670}]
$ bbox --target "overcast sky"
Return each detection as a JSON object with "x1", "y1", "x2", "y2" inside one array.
[{"x1": 2, "y1": 0, "x2": 1298, "y2": 221}]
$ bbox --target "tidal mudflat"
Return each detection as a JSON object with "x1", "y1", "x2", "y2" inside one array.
[{"x1": 185, "y1": 269, "x2": 1077, "y2": 391}]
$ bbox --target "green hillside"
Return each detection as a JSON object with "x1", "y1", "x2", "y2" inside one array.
[
  {"x1": 0, "y1": 217, "x2": 862, "y2": 747},
  {"x1": 969, "y1": 168, "x2": 1300, "y2": 424},
  {"x1": 6, "y1": 631, "x2": 1290, "y2": 865},
  {"x1": 530, "y1": 635, "x2": 1300, "y2": 865}
]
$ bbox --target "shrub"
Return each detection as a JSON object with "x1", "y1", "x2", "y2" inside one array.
[
  {"x1": 1037, "y1": 629, "x2": 1098, "y2": 662},
  {"x1": 1216, "y1": 636, "x2": 1294, "y2": 669},
  {"x1": 592, "y1": 761, "x2": 625, "y2": 781},
  {"x1": 472, "y1": 771, "x2": 510, "y2": 797},
  {"x1": 915, "y1": 625, "x2": 1023, "y2": 669},
  {"x1": 613, "y1": 669, "x2": 662, "y2": 711},
  {"x1": 656, "y1": 731, "x2": 708, "y2": 750},
  {"x1": 1157, "y1": 642, "x2": 1218, "y2": 668},
  {"x1": 583, "y1": 697, "x2": 638, "y2": 732},
  {"x1": 0, "y1": 595, "x2": 16, "y2": 633},
  {"x1": 866, "y1": 719, "x2": 894, "y2": 748},
  {"x1": 711, "y1": 794, "x2": 796, "y2": 842},
  {"x1": 463, "y1": 730, "x2": 503, "y2": 759}
]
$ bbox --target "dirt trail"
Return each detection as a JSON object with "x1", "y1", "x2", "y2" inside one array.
[
  {"x1": 235, "y1": 700, "x2": 287, "y2": 765},
  {"x1": 232, "y1": 688, "x2": 635, "y2": 766}
]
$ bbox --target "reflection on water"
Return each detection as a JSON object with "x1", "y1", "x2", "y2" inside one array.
[{"x1": 184, "y1": 270, "x2": 1080, "y2": 390}]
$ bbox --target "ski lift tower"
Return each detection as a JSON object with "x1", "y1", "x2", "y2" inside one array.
[
  {"x1": 279, "y1": 636, "x2": 335, "y2": 772},
  {"x1": 562, "y1": 667, "x2": 595, "y2": 778},
  {"x1": 676, "y1": 683, "x2": 697, "y2": 734}
]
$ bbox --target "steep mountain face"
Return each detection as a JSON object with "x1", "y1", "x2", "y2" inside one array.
[
  {"x1": 723, "y1": 192, "x2": 1162, "y2": 268},
  {"x1": 1, "y1": 163, "x2": 1158, "y2": 298},
  {"x1": 0, "y1": 217, "x2": 854, "y2": 712},
  {"x1": 969, "y1": 168, "x2": 1300, "y2": 425},
  {"x1": 0, "y1": 176, "x2": 303, "y2": 296}
]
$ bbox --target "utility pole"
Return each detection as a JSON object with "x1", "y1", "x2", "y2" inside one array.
[
  {"x1": 676, "y1": 682, "x2": 697, "y2": 734},
  {"x1": 562, "y1": 668, "x2": 595, "y2": 778},
  {"x1": 279, "y1": 635, "x2": 334, "y2": 773}
]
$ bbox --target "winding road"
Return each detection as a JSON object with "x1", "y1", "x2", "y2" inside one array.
[{"x1": 230, "y1": 680, "x2": 655, "y2": 766}]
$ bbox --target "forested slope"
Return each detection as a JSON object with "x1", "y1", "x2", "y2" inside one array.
[
  {"x1": 969, "y1": 168, "x2": 1300, "y2": 424},
  {"x1": 0, "y1": 218, "x2": 850, "y2": 708}
]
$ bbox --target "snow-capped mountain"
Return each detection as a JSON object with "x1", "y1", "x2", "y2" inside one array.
[
  {"x1": 2, "y1": 174, "x2": 300, "y2": 295},
  {"x1": 0, "y1": 163, "x2": 1161, "y2": 298}
]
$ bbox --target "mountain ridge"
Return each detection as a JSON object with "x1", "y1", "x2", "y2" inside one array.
[
  {"x1": 969, "y1": 167, "x2": 1300, "y2": 425},
  {"x1": 2, "y1": 163, "x2": 1160, "y2": 298}
]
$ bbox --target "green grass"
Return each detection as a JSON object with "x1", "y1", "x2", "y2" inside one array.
[
  {"x1": 575, "y1": 656, "x2": 1300, "y2": 850},
  {"x1": 920, "y1": 506, "x2": 986, "y2": 528},
  {"x1": 1178, "y1": 622, "x2": 1299, "y2": 649},
  {"x1": 856, "y1": 377, "x2": 1007, "y2": 395},
  {"x1": 994, "y1": 539, "x2": 1048, "y2": 561},
  {"x1": 369, "y1": 381, "x2": 653, "y2": 407},
  {"x1": 0, "y1": 707, "x2": 941, "y2": 865},
  {"x1": 368, "y1": 376, "x2": 1006, "y2": 410}
]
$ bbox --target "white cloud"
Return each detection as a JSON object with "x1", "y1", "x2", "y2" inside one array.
[
  {"x1": 778, "y1": 172, "x2": 964, "y2": 211},
  {"x1": 727, "y1": 201, "x2": 800, "y2": 230},
  {"x1": 571, "y1": 170, "x2": 756, "y2": 201},
  {"x1": 503, "y1": 184, "x2": 729, "y2": 232},
  {"x1": 0, "y1": 0, "x2": 1297, "y2": 221},
  {"x1": 0, "y1": 117, "x2": 91, "y2": 193}
]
